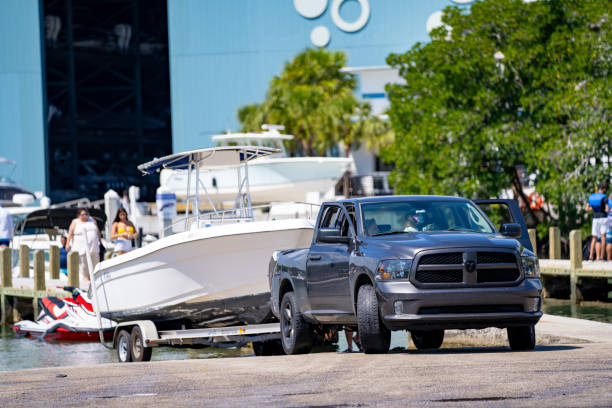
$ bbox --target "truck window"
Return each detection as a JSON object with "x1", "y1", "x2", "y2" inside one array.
[
  {"x1": 476, "y1": 203, "x2": 514, "y2": 231},
  {"x1": 319, "y1": 206, "x2": 341, "y2": 229}
]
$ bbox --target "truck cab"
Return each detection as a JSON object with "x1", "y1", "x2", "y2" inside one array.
[{"x1": 270, "y1": 196, "x2": 542, "y2": 354}]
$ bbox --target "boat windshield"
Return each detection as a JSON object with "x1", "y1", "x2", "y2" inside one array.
[{"x1": 361, "y1": 200, "x2": 495, "y2": 236}]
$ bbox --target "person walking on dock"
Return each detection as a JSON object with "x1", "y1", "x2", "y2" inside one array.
[
  {"x1": 0, "y1": 203, "x2": 13, "y2": 248},
  {"x1": 66, "y1": 208, "x2": 101, "y2": 284}
]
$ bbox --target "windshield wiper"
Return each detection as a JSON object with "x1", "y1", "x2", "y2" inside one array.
[
  {"x1": 371, "y1": 231, "x2": 410, "y2": 237},
  {"x1": 445, "y1": 227, "x2": 481, "y2": 232}
]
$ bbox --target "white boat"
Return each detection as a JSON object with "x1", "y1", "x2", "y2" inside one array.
[
  {"x1": 0, "y1": 157, "x2": 36, "y2": 207},
  {"x1": 159, "y1": 127, "x2": 353, "y2": 205},
  {"x1": 93, "y1": 146, "x2": 315, "y2": 328}
]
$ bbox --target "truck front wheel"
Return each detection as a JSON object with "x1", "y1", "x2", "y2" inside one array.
[
  {"x1": 356, "y1": 284, "x2": 390, "y2": 354},
  {"x1": 507, "y1": 324, "x2": 536, "y2": 350},
  {"x1": 411, "y1": 330, "x2": 444, "y2": 350},
  {"x1": 280, "y1": 292, "x2": 313, "y2": 355}
]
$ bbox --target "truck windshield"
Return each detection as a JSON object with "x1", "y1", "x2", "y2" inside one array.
[{"x1": 361, "y1": 200, "x2": 495, "y2": 236}]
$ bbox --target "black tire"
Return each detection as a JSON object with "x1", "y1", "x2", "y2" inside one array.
[
  {"x1": 280, "y1": 292, "x2": 313, "y2": 355},
  {"x1": 356, "y1": 284, "x2": 390, "y2": 354},
  {"x1": 411, "y1": 330, "x2": 444, "y2": 350},
  {"x1": 116, "y1": 329, "x2": 132, "y2": 363},
  {"x1": 507, "y1": 324, "x2": 536, "y2": 351},
  {"x1": 252, "y1": 340, "x2": 285, "y2": 356},
  {"x1": 130, "y1": 326, "x2": 153, "y2": 362}
]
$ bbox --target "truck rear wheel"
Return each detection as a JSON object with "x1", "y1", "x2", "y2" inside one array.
[
  {"x1": 356, "y1": 284, "x2": 390, "y2": 354},
  {"x1": 507, "y1": 324, "x2": 536, "y2": 350},
  {"x1": 411, "y1": 330, "x2": 444, "y2": 350},
  {"x1": 280, "y1": 292, "x2": 313, "y2": 355}
]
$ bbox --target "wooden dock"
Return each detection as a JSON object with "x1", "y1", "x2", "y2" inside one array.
[
  {"x1": 0, "y1": 246, "x2": 84, "y2": 324},
  {"x1": 532, "y1": 227, "x2": 612, "y2": 303}
]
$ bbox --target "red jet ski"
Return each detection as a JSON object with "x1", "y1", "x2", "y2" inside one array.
[{"x1": 12, "y1": 286, "x2": 115, "y2": 342}]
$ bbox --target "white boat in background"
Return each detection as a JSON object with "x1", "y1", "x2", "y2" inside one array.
[
  {"x1": 0, "y1": 157, "x2": 37, "y2": 207},
  {"x1": 159, "y1": 127, "x2": 353, "y2": 205},
  {"x1": 93, "y1": 146, "x2": 315, "y2": 328}
]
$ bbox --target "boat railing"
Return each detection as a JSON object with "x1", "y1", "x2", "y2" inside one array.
[{"x1": 162, "y1": 201, "x2": 321, "y2": 237}]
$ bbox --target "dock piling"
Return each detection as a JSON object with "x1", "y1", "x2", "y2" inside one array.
[
  {"x1": 569, "y1": 229, "x2": 582, "y2": 303},
  {"x1": 0, "y1": 247, "x2": 11, "y2": 288},
  {"x1": 49, "y1": 245, "x2": 60, "y2": 279},
  {"x1": 549, "y1": 227, "x2": 561, "y2": 259},
  {"x1": 68, "y1": 251, "x2": 80, "y2": 288},
  {"x1": 19, "y1": 244, "x2": 30, "y2": 278},
  {"x1": 33, "y1": 250, "x2": 46, "y2": 317},
  {"x1": 1, "y1": 248, "x2": 11, "y2": 325}
]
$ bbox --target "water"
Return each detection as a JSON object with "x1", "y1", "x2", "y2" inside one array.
[{"x1": 1, "y1": 299, "x2": 609, "y2": 372}]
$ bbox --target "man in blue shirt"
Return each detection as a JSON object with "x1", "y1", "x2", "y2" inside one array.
[
  {"x1": 587, "y1": 182, "x2": 609, "y2": 261},
  {"x1": 59, "y1": 235, "x2": 68, "y2": 275}
]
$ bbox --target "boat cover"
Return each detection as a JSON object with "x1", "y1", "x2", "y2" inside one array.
[
  {"x1": 11, "y1": 286, "x2": 115, "y2": 342},
  {"x1": 137, "y1": 146, "x2": 280, "y2": 175},
  {"x1": 15, "y1": 208, "x2": 106, "y2": 231}
]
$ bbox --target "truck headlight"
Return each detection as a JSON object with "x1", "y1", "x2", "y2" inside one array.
[
  {"x1": 521, "y1": 255, "x2": 540, "y2": 278},
  {"x1": 376, "y1": 260, "x2": 412, "y2": 280}
]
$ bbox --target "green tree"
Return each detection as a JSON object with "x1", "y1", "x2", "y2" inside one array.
[
  {"x1": 383, "y1": 0, "x2": 611, "y2": 234},
  {"x1": 238, "y1": 48, "x2": 390, "y2": 157}
]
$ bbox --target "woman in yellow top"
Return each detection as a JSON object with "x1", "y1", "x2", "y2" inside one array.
[{"x1": 111, "y1": 208, "x2": 138, "y2": 255}]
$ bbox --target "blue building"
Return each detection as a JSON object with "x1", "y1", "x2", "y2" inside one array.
[{"x1": 0, "y1": 0, "x2": 468, "y2": 202}]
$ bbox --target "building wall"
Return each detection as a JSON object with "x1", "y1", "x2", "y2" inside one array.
[
  {"x1": 167, "y1": 0, "x2": 458, "y2": 152},
  {"x1": 0, "y1": 0, "x2": 47, "y2": 193}
]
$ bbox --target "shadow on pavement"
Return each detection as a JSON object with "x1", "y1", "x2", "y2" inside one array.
[{"x1": 388, "y1": 344, "x2": 582, "y2": 354}]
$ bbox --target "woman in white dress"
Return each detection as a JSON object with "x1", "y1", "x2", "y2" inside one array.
[
  {"x1": 66, "y1": 208, "x2": 101, "y2": 284},
  {"x1": 111, "y1": 207, "x2": 137, "y2": 255}
]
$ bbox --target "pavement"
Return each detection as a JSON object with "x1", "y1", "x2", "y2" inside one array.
[{"x1": 1, "y1": 315, "x2": 611, "y2": 408}]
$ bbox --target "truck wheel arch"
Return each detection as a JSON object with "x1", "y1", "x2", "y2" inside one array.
[
  {"x1": 353, "y1": 274, "x2": 374, "y2": 313},
  {"x1": 278, "y1": 278, "x2": 295, "y2": 308}
]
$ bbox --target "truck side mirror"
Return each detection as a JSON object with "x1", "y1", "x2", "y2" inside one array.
[
  {"x1": 500, "y1": 223, "x2": 521, "y2": 238},
  {"x1": 317, "y1": 228, "x2": 352, "y2": 244}
]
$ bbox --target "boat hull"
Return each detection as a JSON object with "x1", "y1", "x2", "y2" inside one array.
[{"x1": 94, "y1": 219, "x2": 314, "y2": 328}]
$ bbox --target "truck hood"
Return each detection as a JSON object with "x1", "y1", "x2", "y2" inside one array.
[{"x1": 359, "y1": 232, "x2": 523, "y2": 259}]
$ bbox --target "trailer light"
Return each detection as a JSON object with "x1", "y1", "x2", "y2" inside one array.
[{"x1": 376, "y1": 260, "x2": 412, "y2": 280}]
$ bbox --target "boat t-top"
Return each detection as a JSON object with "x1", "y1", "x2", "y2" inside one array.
[
  {"x1": 159, "y1": 126, "x2": 353, "y2": 205},
  {"x1": 93, "y1": 146, "x2": 315, "y2": 329}
]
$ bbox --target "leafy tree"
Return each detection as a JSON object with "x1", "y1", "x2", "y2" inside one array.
[
  {"x1": 238, "y1": 48, "x2": 390, "y2": 157},
  {"x1": 383, "y1": 0, "x2": 611, "y2": 234}
]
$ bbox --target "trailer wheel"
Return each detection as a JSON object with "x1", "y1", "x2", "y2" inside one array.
[
  {"x1": 130, "y1": 326, "x2": 153, "y2": 362},
  {"x1": 356, "y1": 284, "x2": 390, "y2": 354},
  {"x1": 507, "y1": 324, "x2": 536, "y2": 351},
  {"x1": 411, "y1": 330, "x2": 444, "y2": 350},
  {"x1": 117, "y1": 330, "x2": 132, "y2": 363},
  {"x1": 280, "y1": 292, "x2": 313, "y2": 355}
]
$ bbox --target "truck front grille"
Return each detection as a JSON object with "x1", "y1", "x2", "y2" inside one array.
[
  {"x1": 413, "y1": 250, "x2": 521, "y2": 286},
  {"x1": 415, "y1": 269, "x2": 463, "y2": 283}
]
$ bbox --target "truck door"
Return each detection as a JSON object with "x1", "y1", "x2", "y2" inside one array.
[
  {"x1": 306, "y1": 204, "x2": 354, "y2": 319},
  {"x1": 474, "y1": 199, "x2": 533, "y2": 252}
]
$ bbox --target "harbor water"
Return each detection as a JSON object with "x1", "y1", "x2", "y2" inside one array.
[{"x1": 1, "y1": 299, "x2": 611, "y2": 372}]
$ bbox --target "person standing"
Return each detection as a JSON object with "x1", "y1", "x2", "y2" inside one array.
[
  {"x1": 111, "y1": 207, "x2": 137, "y2": 255},
  {"x1": 587, "y1": 182, "x2": 609, "y2": 261},
  {"x1": 66, "y1": 208, "x2": 101, "y2": 284},
  {"x1": 59, "y1": 235, "x2": 68, "y2": 275},
  {"x1": 0, "y1": 203, "x2": 13, "y2": 248}
]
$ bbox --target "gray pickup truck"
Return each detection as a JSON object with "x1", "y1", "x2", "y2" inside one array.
[{"x1": 269, "y1": 196, "x2": 542, "y2": 354}]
